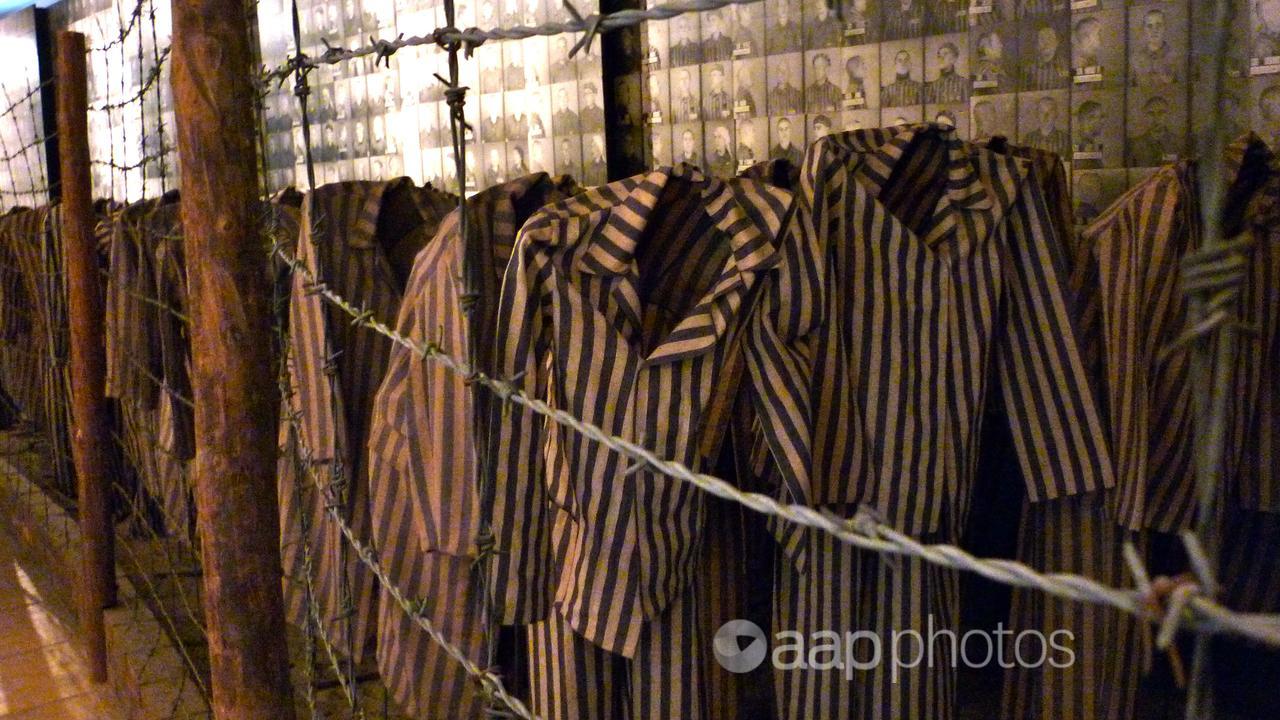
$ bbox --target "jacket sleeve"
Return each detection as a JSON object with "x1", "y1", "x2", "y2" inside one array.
[
  {"x1": 486, "y1": 226, "x2": 554, "y2": 625},
  {"x1": 996, "y1": 166, "x2": 1114, "y2": 503},
  {"x1": 744, "y1": 189, "x2": 824, "y2": 572}
]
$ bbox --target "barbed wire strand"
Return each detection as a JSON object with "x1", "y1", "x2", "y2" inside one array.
[{"x1": 261, "y1": 0, "x2": 763, "y2": 85}]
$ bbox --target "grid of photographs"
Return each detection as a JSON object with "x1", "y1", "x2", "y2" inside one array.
[
  {"x1": 0, "y1": 8, "x2": 48, "y2": 208},
  {"x1": 258, "y1": 0, "x2": 606, "y2": 195},
  {"x1": 53, "y1": 0, "x2": 178, "y2": 202},
  {"x1": 637, "y1": 0, "x2": 1274, "y2": 224}
]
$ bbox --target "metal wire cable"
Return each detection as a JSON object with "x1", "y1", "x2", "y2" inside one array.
[
  {"x1": 89, "y1": 45, "x2": 171, "y2": 113},
  {"x1": 260, "y1": 0, "x2": 762, "y2": 85},
  {"x1": 272, "y1": 244, "x2": 1280, "y2": 651}
]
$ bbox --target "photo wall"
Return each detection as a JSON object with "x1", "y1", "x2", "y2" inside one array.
[
  {"x1": 0, "y1": 7, "x2": 48, "y2": 209},
  {"x1": 52, "y1": 0, "x2": 177, "y2": 203},
  {"x1": 257, "y1": 0, "x2": 607, "y2": 195},
  {"x1": 632, "y1": 0, "x2": 1276, "y2": 224}
]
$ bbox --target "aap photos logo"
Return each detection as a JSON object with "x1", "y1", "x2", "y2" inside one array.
[{"x1": 713, "y1": 619, "x2": 769, "y2": 673}]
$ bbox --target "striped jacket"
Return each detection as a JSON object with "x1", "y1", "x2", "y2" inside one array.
[
  {"x1": 1075, "y1": 163, "x2": 1199, "y2": 531},
  {"x1": 487, "y1": 163, "x2": 819, "y2": 659},
  {"x1": 794, "y1": 124, "x2": 1112, "y2": 533},
  {"x1": 365, "y1": 174, "x2": 572, "y2": 719},
  {"x1": 767, "y1": 124, "x2": 1112, "y2": 720},
  {"x1": 1223, "y1": 136, "x2": 1280, "y2": 515},
  {"x1": 278, "y1": 178, "x2": 453, "y2": 667}
]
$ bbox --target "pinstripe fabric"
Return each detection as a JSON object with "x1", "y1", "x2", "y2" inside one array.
[
  {"x1": 489, "y1": 164, "x2": 816, "y2": 718},
  {"x1": 1078, "y1": 163, "x2": 1200, "y2": 532},
  {"x1": 799, "y1": 124, "x2": 1111, "y2": 531},
  {"x1": 974, "y1": 138, "x2": 1148, "y2": 720},
  {"x1": 278, "y1": 179, "x2": 449, "y2": 667},
  {"x1": 1221, "y1": 137, "x2": 1280, "y2": 517},
  {"x1": 0, "y1": 208, "x2": 46, "y2": 424},
  {"x1": 364, "y1": 174, "x2": 572, "y2": 719},
  {"x1": 1217, "y1": 136, "x2": 1280, "y2": 615},
  {"x1": 104, "y1": 193, "x2": 179, "y2": 409},
  {"x1": 768, "y1": 124, "x2": 1111, "y2": 720}
]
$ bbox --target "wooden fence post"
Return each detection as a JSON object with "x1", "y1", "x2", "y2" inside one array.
[
  {"x1": 55, "y1": 29, "x2": 111, "y2": 685},
  {"x1": 169, "y1": 0, "x2": 297, "y2": 716}
]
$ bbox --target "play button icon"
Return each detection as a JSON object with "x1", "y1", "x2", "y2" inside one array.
[{"x1": 713, "y1": 619, "x2": 768, "y2": 673}]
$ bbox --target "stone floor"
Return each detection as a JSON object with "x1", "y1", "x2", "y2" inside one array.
[{"x1": 0, "y1": 528, "x2": 122, "y2": 719}]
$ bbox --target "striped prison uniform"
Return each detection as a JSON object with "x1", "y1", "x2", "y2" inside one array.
[
  {"x1": 769, "y1": 124, "x2": 1112, "y2": 720},
  {"x1": 488, "y1": 164, "x2": 822, "y2": 718},
  {"x1": 981, "y1": 139, "x2": 1148, "y2": 720},
  {"x1": 364, "y1": 173, "x2": 574, "y2": 719},
  {"x1": 277, "y1": 178, "x2": 453, "y2": 669},
  {"x1": 1214, "y1": 135, "x2": 1280, "y2": 621}
]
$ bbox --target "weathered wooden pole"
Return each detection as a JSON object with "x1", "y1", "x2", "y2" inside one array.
[
  {"x1": 169, "y1": 0, "x2": 297, "y2": 717},
  {"x1": 55, "y1": 29, "x2": 111, "y2": 684}
]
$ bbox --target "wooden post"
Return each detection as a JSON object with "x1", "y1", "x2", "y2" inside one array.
[
  {"x1": 56, "y1": 29, "x2": 111, "y2": 684},
  {"x1": 169, "y1": 1, "x2": 297, "y2": 717}
]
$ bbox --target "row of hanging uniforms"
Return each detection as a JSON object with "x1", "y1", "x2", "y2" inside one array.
[
  {"x1": 100, "y1": 191, "x2": 302, "y2": 544},
  {"x1": 0, "y1": 204, "x2": 76, "y2": 493},
  {"x1": 275, "y1": 122, "x2": 1280, "y2": 720}
]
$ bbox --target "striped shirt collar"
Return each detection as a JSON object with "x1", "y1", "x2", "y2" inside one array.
[
  {"x1": 529, "y1": 163, "x2": 789, "y2": 364},
  {"x1": 812, "y1": 123, "x2": 994, "y2": 246},
  {"x1": 305, "y1": 177, "x2": 418, "y2": 249}
]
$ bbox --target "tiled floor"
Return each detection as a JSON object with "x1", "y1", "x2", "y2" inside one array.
[{"x1": 0, "y1": 530, "x2": 121, "y2": 719}]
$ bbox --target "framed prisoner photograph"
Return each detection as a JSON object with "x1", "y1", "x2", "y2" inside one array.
[
  {"x1": 645, "y1": 70, "x2": 670, "y2": 126},
  {"x1": 733, "y1": 58, "x2": 765, "y2": 119},
  {"x1": 669, "y1": 12, "x2": 703, "y2": 68},
  {"x1": 1125, "y1": 89, "x2": 1187, "y2": 166},
  {"x1": 880, "y1": 40, "x2": 926, "y2": 112},
  {"x1": 670, "y1": 66, "x2": 701, "y2": 123},
  {"x1": 842, "y1": 45, "x2": 880, "y2": 110},
  {"x1": 882, "y1": 0, "x2": 926, "y2": 42},
  {"x1": 765, "y1": 0, "x2": 803, "y2": 56},
  {"x1": 766, "y1": 53, "x2": 804, "y2": 117},
  {"x1": 701, "y1": 7, "x2": 735, "y2": 64},
  {"x1": 578, "y1": 80, "x2": 606, "y2": 134},
  {"x1": 650, "y1": 124, "x2": 673, "y2": 168},
  {"x1": 1192, "y1": 79, "x2": 1246, "y2": 147},
  {"x1": 928, "y1": 0, "x2": 970, "y2": 36},
  {"x1": 674, "y1": 122, "x2": 705, "y2": 167},
  {"x1": 730, "y1": 3, "x2": 763, "y2": 59},
  {"x1": 1128, "y1": 2, "x2": 1187, "y2": 89},
  {"x1": 842, "y1": 0, "x2": 879, "y2": 45},
  {"x1": 1071, "y1": 9, "x2": 1123, "y2": 87},
  {"x1": 527, "y1": 137, "x2": 553, "y2": 173},
  {"x1": 1070, "y1": 88, "x2": 1123, "y2": 168},
  {"x1": 970, "y1": 92, "x2": 1017, "y2": 141},
  {"x1": 550, "y1": 81, "x2": 580, "y2": 137},
  {"x1": 736, "y1": 117, "x2": 765, "y2": 171},
  {"x1": 1018, "y1": 89, "x2": 1071, "y2": 157},
  {"x1": 925, "y1": 34, "x2": 971, "y2": 104},
  {"x1": 702, "y1": 63, "x2": 735, "y2": 122},
  {"x1": 705, "y1": 121, "x2": 737, "y2": 176},
  {"x1": 644, "y1": 15, "x2": 669, "y2": 70},
  {"x1": 552, "y1": 135, "x2": 580, "y2": 178},
  {"x1": 480, "y1": 93, "x2": 506, "y2": 143},
  {"x1": 769, "y1": 114, "x2": 805, "y2": 166},
  {"x1": 971, "y1": 25, "x2": 1017, "y2": 94},
  {"x1": 805, "y1": 50, "x2": 845, "y2": 115},
  {"x1": 1021, "y1": 14, "x2": 1070, "y2": 91},
  {"x1": 805, "y1": 0, "x2": 844, "y2": 50}
]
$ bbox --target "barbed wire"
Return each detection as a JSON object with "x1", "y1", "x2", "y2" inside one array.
[
  {"x1": 89, "y1": 45, "x2": 171, "y2": 113},
  {"x1": 90, "y1": 146, "x2": 177, "y2": 174},
  {"x1": 0, "y1": 78, "x2": 54, "y2": 123},
  {"x1": 88, "y1": 0, "x2": 147, "y2": 54},
  {"x1": 277, "y1": 394, "x2": 538, "y2": 720},
  {"x1": 0, "y1": 133, "x2": 53, "y2": 167},
  {"x1": 271, "y1": 243, "x2": 1280, "y2": 652},
  {"x1": 260, "y1": 0, "x2": 761, "y2": 86}
]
